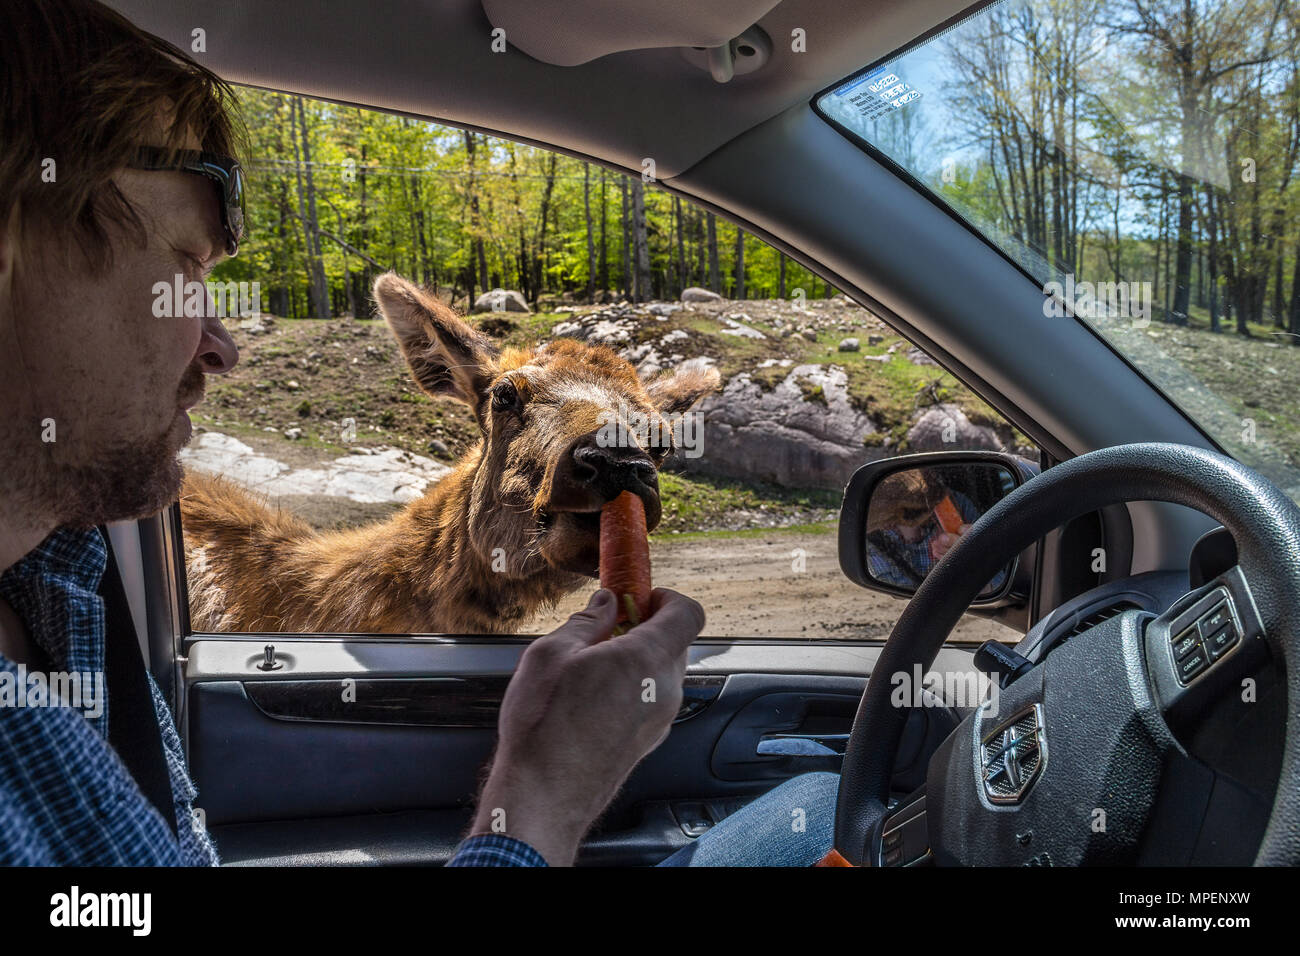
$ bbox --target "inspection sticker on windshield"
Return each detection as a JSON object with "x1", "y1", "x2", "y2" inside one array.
[{"x1": 832, "y1": 67, "x2": 923, "y2": 120}]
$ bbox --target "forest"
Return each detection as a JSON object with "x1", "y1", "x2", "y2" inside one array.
[
  {"x1": 211, "y1": 90, "x2": 833, "y2": 319},
  {"x1": 210, "y1": 0, "x2": 1300, "y2": 347},
  {"x1": 860, "y1": 0, "x2": 1300, "y2": 338}
]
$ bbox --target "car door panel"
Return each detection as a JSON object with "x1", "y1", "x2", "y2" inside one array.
[{"x1": 186, "y1": 637, "x2": 977, "y2": 865}]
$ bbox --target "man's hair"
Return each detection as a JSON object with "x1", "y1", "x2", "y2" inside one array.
[{"x1": 0, "y1": 0, "x2": 246, "y2": 270}]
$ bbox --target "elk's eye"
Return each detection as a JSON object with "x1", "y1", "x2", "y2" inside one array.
[{"x1": 492, "y1": 379, "x2": 521, "y2": 413}]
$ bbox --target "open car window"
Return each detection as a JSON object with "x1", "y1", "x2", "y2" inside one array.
[
  {"x1": 816, "y1": 0, "x2": 1300, "y2": 504},
  {"x1": 181, "y1": 89, "x2": 1033, "y2": 641}
]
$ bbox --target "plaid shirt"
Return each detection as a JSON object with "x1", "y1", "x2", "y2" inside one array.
[
  {"x1": 0, "y1": 527, "x2": 219, "y2": 865},
  {"x1": 867, "y1": 491, "x2": 1007, "y2": 592},
  {"x1": 446, "y1": 834, "x2": 547, "y2": 867}
]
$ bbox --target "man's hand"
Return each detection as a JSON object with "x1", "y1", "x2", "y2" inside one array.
[
  {"x1": 929, "y1": 522, "x2": 972, "y2": 562},
  {"x1": 470, "y1": 587, "x2": 704, "y2": 865}
]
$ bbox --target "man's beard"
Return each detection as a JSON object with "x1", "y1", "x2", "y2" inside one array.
[
  {"x1": 54, "y1": 421, "x2": 188, "y2": 528},
  {"x1": 55, "y1": 365, "x2": 204, "y2": 528}
]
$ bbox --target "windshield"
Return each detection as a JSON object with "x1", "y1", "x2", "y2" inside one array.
[{"x1": 817, "y1": 0, "x2": 1300, "y2": 501}]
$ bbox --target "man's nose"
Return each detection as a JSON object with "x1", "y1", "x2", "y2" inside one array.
[{"x1": 196, "y1": 312, "x2": 239, "y2": 373}]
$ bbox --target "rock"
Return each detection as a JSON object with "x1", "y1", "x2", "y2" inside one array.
[
  {"x1": 647, "y1": 303, "x2": 681, "y2": 317},
  {"x1": 672, "y1": 364, "x2": 882, "y2": 490},
  {"x1": 906, "y1": 346, "x2": 938, "y2": 367},
  {"x1": 472, "y1": 289, "x2": 531, "y2": 314},
  {"x1": 681, "y1": 287, "x2": 723, "y2": 303},
  {"x1": 868, "y1": 334, "x2": 884, "y2": 346},
  {"x1": 427, "y1": 438, "x2": 449, "y2": 456},
  {"x1": 800, "y1": 329, "x2": 819, "y2": 342},
  {"x1": 659, "y1": 329, "x2": 689, "y2": 346},
  {"x1": 719, "y1": 316, "x2": 766, "y2": 339},
  {"x1": 837, "y1": 337, "x2": 860, "y2": 352},
  {"x1": 181, "y1": 431, "x2": 452, "y2": 504},
  {"x1": 286, "y1": 380, "x2": 300, "y2": 390},
  {"x1": 906, "y1": 403, "x2": 1003, "y2": 453},
  {"x1": 283, "y1": 427, "x2": 303, "y2": 440}
]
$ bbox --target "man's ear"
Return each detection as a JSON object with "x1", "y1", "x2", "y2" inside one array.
[
  {"x1": 643, "y1": 361, "x2": 721, "y2": 415},
  {"x1": 373, "y1": 272, "x2": 500, "y2": 416}
]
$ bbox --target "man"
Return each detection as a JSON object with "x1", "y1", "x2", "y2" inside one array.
[{"x1": 0, "y1": 0, "x2": 837, "y2": 867}]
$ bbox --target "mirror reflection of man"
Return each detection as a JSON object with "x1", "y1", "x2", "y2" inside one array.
[{"x1": 865, "y1": 469, "x2": 986, "y2": 589}]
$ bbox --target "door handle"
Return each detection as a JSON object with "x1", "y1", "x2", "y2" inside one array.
[{"x1": 755, "y1": 733, "x2": 850, "y2": 757}]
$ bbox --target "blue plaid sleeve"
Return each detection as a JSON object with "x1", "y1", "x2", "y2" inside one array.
[{"x1": 445, "y1": 833, "x2": 548, "y2": 867}]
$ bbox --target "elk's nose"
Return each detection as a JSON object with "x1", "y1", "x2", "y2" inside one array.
[
  {"x1": 571, "y1": 435, "x2": 658, "y2": 490},
  {"x1": 561, "y1": 432, "x2": 662, "y2": 530}
]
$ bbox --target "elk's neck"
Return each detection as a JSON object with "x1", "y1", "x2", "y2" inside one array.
[{"x1": 293, "y1": 451, "x2": 582, "y2": 633}]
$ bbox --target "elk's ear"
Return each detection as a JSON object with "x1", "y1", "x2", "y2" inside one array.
[
  {"x1": 643, "y1": 360, "x2": 721, "y2": 415},
  {"x1": 373, "y1": 272, "x2": 499, "y2": 415}
]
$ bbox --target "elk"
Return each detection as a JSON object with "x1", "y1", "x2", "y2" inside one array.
[{"x1": 179, "y1": 272, "x2": 719, "y2": 634}]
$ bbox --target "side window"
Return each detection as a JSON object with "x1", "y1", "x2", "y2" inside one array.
[{"x1": 182, "y1": 90, "x2": 1032, "y2": 642}]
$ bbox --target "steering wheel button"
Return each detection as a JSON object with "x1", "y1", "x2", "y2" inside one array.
[
  {"x1": 1205, "y1": 622, "x2": 1239, "y2": 660},
  {"x1": 1176, "y1": 645, "x2": 1209, "y2": 684},
  {"x1": 1198, "y1": 602, "x2": 1231, "y2": 634},
  {"x1": 1171, "y1": 627, "x2": 1200, "y2": 660}
]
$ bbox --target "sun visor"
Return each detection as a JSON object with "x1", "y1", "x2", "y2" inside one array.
[{"x1": 481, "y1": 0, "x2": 783, "y2": 66}]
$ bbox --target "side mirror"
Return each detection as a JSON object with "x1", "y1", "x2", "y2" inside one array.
[{"x1": 838, "y1": 452, "x2": 1035, "y2": 605}]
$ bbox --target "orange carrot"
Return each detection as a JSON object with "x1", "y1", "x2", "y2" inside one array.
[
  {"x1": 600, "y1": 491, "x2": 652, "y2": 633},
  {"x1": 814, "y1": 848, "x2": 855, "y2": 867},
  {"x1": 934, "y1": 495, "x2": 964, "y2": 535}
]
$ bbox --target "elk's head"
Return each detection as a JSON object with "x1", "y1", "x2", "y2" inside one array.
[{"x1": 374, "y1": 273, "x2": 719, "y2": 577}]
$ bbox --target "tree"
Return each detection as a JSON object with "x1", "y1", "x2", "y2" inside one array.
[{"x1": 292, "y1": 96, "x2": 330, "y2": 318}]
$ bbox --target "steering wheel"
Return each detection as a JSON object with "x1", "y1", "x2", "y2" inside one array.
[{"x1": 834, "y1": 443, "x2": 1300, "y2": 866}]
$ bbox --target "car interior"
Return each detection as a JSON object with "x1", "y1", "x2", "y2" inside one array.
[{"x1": 99, "y1": 0, "x2": 1298, "y2": 866}]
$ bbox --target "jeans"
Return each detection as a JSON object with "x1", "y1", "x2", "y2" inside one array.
[{"x1": 656, "y1": 772, "x2": 840, "y2": 867}]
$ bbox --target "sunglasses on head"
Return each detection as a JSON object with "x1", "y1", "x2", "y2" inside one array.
[{"x1": 130, "y1": 146, "x2": 245, "y2": 256}]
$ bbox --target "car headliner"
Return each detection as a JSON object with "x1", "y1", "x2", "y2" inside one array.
[{"x1": 106, "y1": 0, "x2": 974, "y2": 180}]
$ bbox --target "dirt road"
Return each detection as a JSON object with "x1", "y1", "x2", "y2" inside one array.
[{"x1": 522, "y1": 528, "x2": 1017, "y2": 643}]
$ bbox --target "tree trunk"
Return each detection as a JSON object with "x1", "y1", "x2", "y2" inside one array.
[
  {"x1": 292, "y1": 96, "x2": 330, "y2": 318},
  {"x1": 706, "y1": 212, "x2": 720, "y2": 292},
  {"x1": 584, "y1": 163, "x2": 597, "y2": 303},
  {"x1": 530, "y1": 153, "x2": 558, "y2": 305},
  {"x1": 598, "y1": 168, "x2": 609, "y2": 296},
  {"x1": 464, "y1": 131, "x2": 489, "y2": 299},
  {"x1": 733, "y1": 226, "x2": 746, "y2": 300},
  {"x1": 620, "y1": 177, "x2": 631, "y2": 298},
  {"x1": 630, "y1": 177, "x2": 651, "y2": 302}
]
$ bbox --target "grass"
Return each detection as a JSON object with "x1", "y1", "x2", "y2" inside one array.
[{"x1": 653, "y1": 470, "x2": 840, "y2": 533}]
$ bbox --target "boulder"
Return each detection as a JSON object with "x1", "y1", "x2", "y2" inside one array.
[
  {"x1": 681, "y1": 286, "x2": 723, "y2": 303},
  {"x1": 906, "y1": 403, "x2": 1003, "y2": 452},
  {"x1": 672, "y1": 364, "x2": 882, "y2": 490},
  {"x1": 472, "y1": 289, "x2": 531, "y2": 313},
  {"x1": 838, "y1": 337, "x2": 860, "y2": 352},
  {"x1": 906, "y1": 346, "x2": 938, "y2": 366}
]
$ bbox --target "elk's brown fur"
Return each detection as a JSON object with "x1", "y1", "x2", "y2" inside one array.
[{"x1": 180, "y1": 273, "x2": 719, "y2": 634}]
